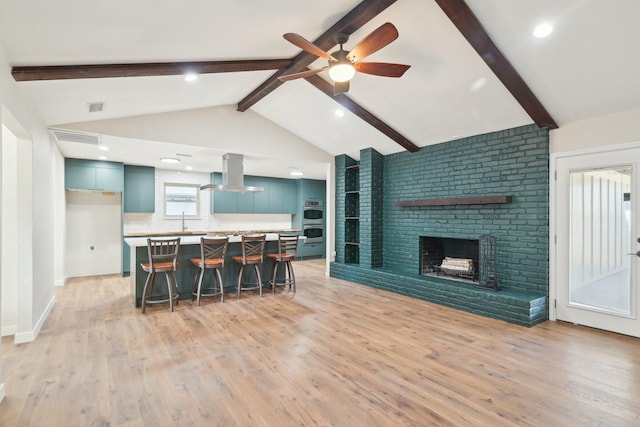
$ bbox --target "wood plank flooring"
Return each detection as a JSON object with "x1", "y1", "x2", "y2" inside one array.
[{"x1": 1, "y1": 259, "x2": 639, "y2": 426}]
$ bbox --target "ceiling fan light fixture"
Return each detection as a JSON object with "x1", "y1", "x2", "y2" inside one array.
[{"x1": 329, "y1": 62, "x2": 355, "y2": 82}]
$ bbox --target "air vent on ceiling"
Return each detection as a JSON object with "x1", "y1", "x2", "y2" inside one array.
[
  {"x1": 49, "y1": 128, "x2": 101, "y2": 145},
  {"x1": 88, "y1": 102, "x2": 104, "y2": 113}
]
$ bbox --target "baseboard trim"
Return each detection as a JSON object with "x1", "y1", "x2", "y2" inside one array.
[
  {"x1": 14, "y1": 295, "x2": 56, "y2": 344},
  {"x1": 1, "y1": 325, "x2": 17, "y2": 337}
]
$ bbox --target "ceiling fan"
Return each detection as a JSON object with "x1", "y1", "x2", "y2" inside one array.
[{"x1": 277, "y1": 22, "x2": 410, "y2": 94}]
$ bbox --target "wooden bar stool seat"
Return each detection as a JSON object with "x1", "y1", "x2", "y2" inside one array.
[
  {"x1": 232, "y1": 234, "x2": 266, "y2": 299},
  {"x1": 266, "y1": 234, "x2": 299, "y2": 294},
  {"x1": 140, "y1": 237, "x2": 181, "y2": 313},
  {"x1": 191, "y1": 237, "x2": 228, "y2": 305}
]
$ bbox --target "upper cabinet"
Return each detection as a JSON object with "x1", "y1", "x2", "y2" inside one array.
[
  {"x1": 124, "y1": 165, "x2": 155, "y2": 213},
  {"x1": 65, "y1": 158, "x2": 124, "y2": 192},
  {"x1": 301, "y1": 179, "x2": 325, "y2": 202},
  {"x1": 210, "y1": 173, "x2": 297, "y2": 214}
]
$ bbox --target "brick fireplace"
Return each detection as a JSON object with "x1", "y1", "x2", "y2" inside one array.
[{"x1": 331, "y1": 124, "x2": 549, "y2": 326}]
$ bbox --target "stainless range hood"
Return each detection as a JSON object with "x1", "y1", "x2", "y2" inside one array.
[{"x1": 200, "y1": 153, "x2": 264, "y2": 192}]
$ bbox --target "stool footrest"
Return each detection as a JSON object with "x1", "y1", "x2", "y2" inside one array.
[{"x1": 145, "y1": 293, "x2": 180, "y2": 305}]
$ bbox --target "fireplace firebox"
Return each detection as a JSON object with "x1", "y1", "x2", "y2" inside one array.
[
  {"x1": 420, "y1": 237, "x2": 479, "y2": 281},
  {"x1": 420, "y1": 235, "x2": 499, "y2": 290}
]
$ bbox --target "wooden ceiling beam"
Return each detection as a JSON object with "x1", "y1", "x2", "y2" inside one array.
[
  {"x1": 435, "y1": 0, "x2": 558, "y2": 129},
  {"x1": 11, "y1": 59, "x2": 292, "y2": 81},
  {"x1": 304, "y1": 74, "x2": 420, "y2": 152},
  {"x1": 236, "y1": 0, "x2": 398, "y2": 112}
]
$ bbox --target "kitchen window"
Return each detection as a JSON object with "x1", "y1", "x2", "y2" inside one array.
[{"x1": 164, "y1": 183, "x2": 200, "y2": 218}]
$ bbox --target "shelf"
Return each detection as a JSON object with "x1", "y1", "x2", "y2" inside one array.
[
  {"x1": 346, "y1": 164, "x2": 360, "y2": 170},
  {"x1": 345, "y1": 242, "x2": 360, "y2": 246},
  {"x1": 393, "y1": 195, "x2": 512, "y2": 207},
  {"x1": 345, "y1": 217, "x2": 359, "y2": 220},
  {"x1": 345, "y1": 190, "x2": 360, "y2": 195}
]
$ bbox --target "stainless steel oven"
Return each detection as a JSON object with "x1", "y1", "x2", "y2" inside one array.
[
  {"x1": 303, "y1": 200, "x2": 323, "y2": 225},
  {"x1": 303, "y1": 225, "x2": 324, "y2": 243},
  {"x1": 303, "y1": 200, "x2": 324, "y2": 243}
]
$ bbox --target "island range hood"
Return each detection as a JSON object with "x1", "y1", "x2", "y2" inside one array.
[{"x1": 200, "y1": 153, "x2": 264, "y2": 193}]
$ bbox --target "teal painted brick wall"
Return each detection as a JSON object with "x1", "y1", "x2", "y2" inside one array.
[
  {"x1": 383, "y1": 124, "x2": 549, "y2": 294},
  {"x1": 335, "y1": 155, "x2": 348, "y2": 264},
  {"x1": 360, "y1": 148, "x2": 384, "y2": 268},
  {"x1": 332, "y1": 124, "x2": 550, "y2": 326}
]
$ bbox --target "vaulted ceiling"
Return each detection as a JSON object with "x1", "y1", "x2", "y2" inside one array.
[{"x1": 1, "y1": 0, "x2": 638, "y2": 179}]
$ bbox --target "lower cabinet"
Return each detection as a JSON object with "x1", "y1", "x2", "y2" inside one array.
[
  {"x1": 299, "y1": 241, "x2": 324, "y2": 259},
  {"x1": 123, "y1": 238, "x2": 130, "y2": 275}
]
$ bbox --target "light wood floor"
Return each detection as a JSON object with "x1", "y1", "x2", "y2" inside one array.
[{"x1": 1, "y1": 260, "x2": 639, "y2": 426}]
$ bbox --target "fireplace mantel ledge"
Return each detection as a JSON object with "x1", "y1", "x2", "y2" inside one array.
[{"x1": 393, "y1": 195, "x2": 512, "y2": 207}]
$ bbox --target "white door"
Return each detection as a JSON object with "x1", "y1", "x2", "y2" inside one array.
[{"x1": 555, "y1": 147, "x2": 640, "y2": 337}]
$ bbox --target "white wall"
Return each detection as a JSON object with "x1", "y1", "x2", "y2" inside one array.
[
  {"x1": 124, "y1": 169, "x2": 293, "y2": 234},
  {"x1": 550, "y1": 108, "x2": 640, "y2": 153},
  {"x1": 66, "y1": 191, "x2": 122, "y2": 278},
  {"x1": 0, "y1": 40, "x2": 62, "y2": 353},
  {"x1": 1, "y1": 124, "x2": 17, "y2": 336}
]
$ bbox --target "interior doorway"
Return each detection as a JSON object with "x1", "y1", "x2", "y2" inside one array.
[{"x1": 66, "y1": 191, "x2": 122, "y2": 278}]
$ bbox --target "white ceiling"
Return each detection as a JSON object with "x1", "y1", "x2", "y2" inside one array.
[{"x1": 1, "y1": 0, "x2": 639, "y2": 179}]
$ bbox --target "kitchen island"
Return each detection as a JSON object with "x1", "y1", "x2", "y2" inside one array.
[{"x1": 125, "y1": 233, "x2": 302, "y2": 307}]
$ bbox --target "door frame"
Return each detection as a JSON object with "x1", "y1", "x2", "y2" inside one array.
[{"x1": 550, "y1": 140, "x2": 640, "y2": 323}]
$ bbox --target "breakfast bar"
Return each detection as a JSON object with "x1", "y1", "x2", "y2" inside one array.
[{"x1": 125, "y1": 233, "x2": 300, "y2": 307}]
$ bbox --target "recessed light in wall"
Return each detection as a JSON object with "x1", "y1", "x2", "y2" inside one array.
[
  {"x1": 161, "y1": 158, "x2": 180, "y2": 164},
  {"x1": 533, "y1": 23, "x2": 553, "y2": 38},
  {"x1": 335, "y1": 109, "x2": 345, "y2": 117},
  {"x1": 184, "y1": 74, "x2": 198, "y2": 82}
]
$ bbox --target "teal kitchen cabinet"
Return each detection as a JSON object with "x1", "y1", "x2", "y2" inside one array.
[
  {"x1": 210, "y1": 172, "x2": 238, "y2": 213},
  {"x1": 65, "y1": 158, "x2": 124, "y2": 191},
  {"x1": 300, "y1": 241, "x2": 324, "y2": 259},
  {"x1": 251, "y1": 176, "x2": 269, "y2": 213},
  {"x1": 210, "y1": 173, "x2": 297, "y2": 214},
  {"x1": 123, "y1": 165, "x2": 155, "y2": 213},
  {"x1": 301, "y1": 179, "x2": 325, "y2": 202},
  {"x1": 123, "y1": 238, "x2": 130, "y2": 275},
  {"x1": 268, "y1": 178, "x2": 296, "y2": 213}
]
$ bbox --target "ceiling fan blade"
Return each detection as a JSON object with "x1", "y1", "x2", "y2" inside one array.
[
  {"x1": 346, "y1": 22, "x2": 399, "y2": 62},
  {"x1": 334, "y1": 81, "x2": 350, "y2": 95},
  {"x1": 283, "y1": 33, "x2": 337, "y2": 61},
  {"x1": 278, "y1": 66, "x2": 329, "y2": 82},
  {"x1": 355, "y1": 62, "x2": 410, "y2": 78}
]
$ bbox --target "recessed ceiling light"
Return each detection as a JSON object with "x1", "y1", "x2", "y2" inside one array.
[
  {"x1": 533, "y1": 23, "x2": 553, "y2": 38},
  {"x1": 184, "y1": 74, "x2": 198, "y2": 82},
  {"x1": 98, "y1": 156, "x2": 107, "y2": 160},
  {"x1": 185, "y1": 166, "x2": 193, "y2": 171},
  {"x1": 161, "y1": 158, "x2": 180, "y2": 164},
  {"x1": 290, "y1": 170, "x2": 304, "y2": 177},
  {"x1": 98, "y1": 145, "x2": 109, "y2": 151},
  {"x1": 335, "y1": 109, "x2": 345, "y2": 117}
]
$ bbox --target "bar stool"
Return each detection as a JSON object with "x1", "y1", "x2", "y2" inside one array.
[
  {"x1": 232, "y1": 234, "x2": 266, "y2": 299},
  {"x1": 267, "y1": 234, "x2": 299, "y2": 294},
  {"x1": 191, "y1": 236, "x2": 228, "y2": 306},
  {"x1": 140, "y1": 237, "x2": 181, "y2": 313}
]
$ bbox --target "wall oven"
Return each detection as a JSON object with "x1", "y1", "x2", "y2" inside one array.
[{"x1": 303, "y1": 200, "x2": 324, "y2": 243}]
